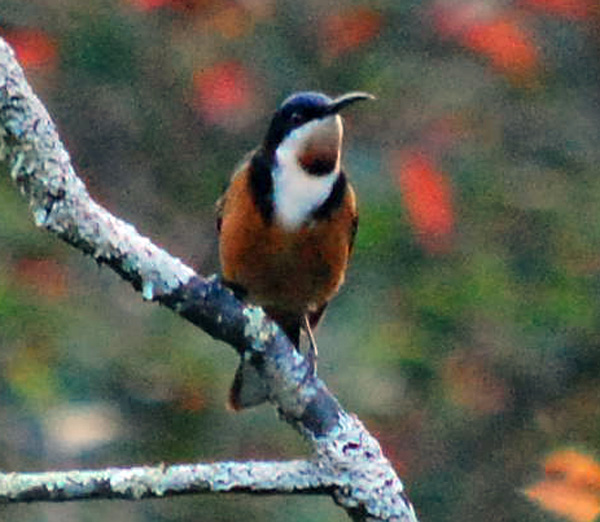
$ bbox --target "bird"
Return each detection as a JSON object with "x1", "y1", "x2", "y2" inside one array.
[{"x1": 217, "y1": 90, "x2": 373, "y2": 409}]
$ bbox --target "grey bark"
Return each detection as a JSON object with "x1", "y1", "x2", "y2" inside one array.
[{"x1": 0, "y1": 37, "x2": 417, "y2": 522}]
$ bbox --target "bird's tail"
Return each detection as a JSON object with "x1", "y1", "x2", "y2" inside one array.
[
  {"x1": 228, "y1": 311, "x2": 308, "y2": 410},
  {"x1": 228, "y1": 352, "x2": 270, "y2": 410},
  {"x1": 228, "y1": 307, "x2": 328, "y2": 410}
]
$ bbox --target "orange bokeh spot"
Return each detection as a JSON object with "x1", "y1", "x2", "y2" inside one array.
[
  {"x1": 525, "y1": 450, "x2": 600, "y2": 522},
  {"x1": 192, "y1": 60, "x2": 255, "y2": 129},
  {"x1": 545, "y1": 450, "x2": 600, "y2": 492},
  {"x1": 462, "y1": 17, "x2": 539, "y2": 82},
  {"x1": 14, "y1": 258, "x2": 68, "y2": 300},
  {"x1": 128, "y1": 0, "x2": 169, "y2": 10},
  {"x1": 526, "y1": 481, "x2": 600, "y2": 522},
  {"x1": 320, "y1": 6, "x2": 382, "y2": 59},
  {"x1": 126, "y1": 0, "x2": 211, "y2": 12},
  {"x1": 431, "y1": 4, "x2": 540, "y2": 85},
  {"x1": 3, "y1": 28, "x2": 58, "y2": 70},
  {"x1": 395, "y1": 149, "x2": 454, "y2": 254}
]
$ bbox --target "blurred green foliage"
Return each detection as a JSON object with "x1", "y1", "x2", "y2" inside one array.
[{"x1": 1, "y1": 0, "x2": 600, "y2": 520}]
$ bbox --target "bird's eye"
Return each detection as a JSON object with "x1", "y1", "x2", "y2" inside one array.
[{"x1": 290, "y1": 112, "x2": 304, "y2": 125}]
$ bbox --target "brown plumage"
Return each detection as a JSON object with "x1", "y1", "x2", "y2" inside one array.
[
  {"x1": 216, "y1": 90, "x2": 371, "y2": 409},
  {"x1": 217, "y1": 162, "x2": 357, "y2": 345}
]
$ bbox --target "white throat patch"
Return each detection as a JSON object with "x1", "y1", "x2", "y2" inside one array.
[{"x1": 272, "y1": 119, "x2": 340, "y2": 231}]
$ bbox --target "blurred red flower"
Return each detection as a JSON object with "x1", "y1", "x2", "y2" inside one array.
[
  {"x1": 3, "y1": 28, "x2": 58, "y2": 70},
  {"x1": 14, "y1": 258, "x2": 68, "y2": 300},
  {"x1": 192, "y1": 60, "x2": 256, "y2": 129},
  {"x1": 462, "y1": 17, "x2": 539, "y2": 81},
  {"x1": 432, "y1": 3, "x2": 539, "y2": 85},
  {"x1": 126, "y1": 0, "x2": 172, "y2": 10},
  {"x1": 320, "y1": 6, "x2": 382, "y2": 60},
  {"x1": 519, "y1": 0, "x2": 594, "y2": 20},
  {"x1": 395, "y1": 149, "x2": 454, "y2": 254},
  {"x1": 126, "y1": 0, "x2": 211, "y2": 13},
  {"x1": 526, "y1": 449, "x2": 600, "y2": 522}
]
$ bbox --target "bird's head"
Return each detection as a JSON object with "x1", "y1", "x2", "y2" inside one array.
[{"x1": 263, "y1": 91, "x2": 374, "y2": 176}]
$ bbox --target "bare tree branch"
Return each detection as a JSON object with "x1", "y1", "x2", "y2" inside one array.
[
  {"x1": 0, "y1": 37, "x2": 418, "y2": 522},
  {"x1": 0, "y1": 461, "x2": 332, "y2": 502}
]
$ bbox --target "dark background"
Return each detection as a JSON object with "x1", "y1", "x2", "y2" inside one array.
[{"x1": 1, "y1": 0, "x2": 600, "y2": 520}]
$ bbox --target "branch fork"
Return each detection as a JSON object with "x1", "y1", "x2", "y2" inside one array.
[{"x1": 0, "y1": 37, "x2": 417, "y2": 522}]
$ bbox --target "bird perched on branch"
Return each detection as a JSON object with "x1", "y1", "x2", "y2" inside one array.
[{"x1": 217, "y1": 91, "x2": 373, "y2": 409}]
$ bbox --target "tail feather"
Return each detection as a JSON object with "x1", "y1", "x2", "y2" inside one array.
[
  {"x1": 228, "y1": 354, "x2": 269, "y2": 410},
  {"x1": 228, "y1": 306, "x2": 328, "y2": 410}
]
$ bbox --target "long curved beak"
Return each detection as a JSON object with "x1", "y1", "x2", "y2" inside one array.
[{"x1": 325, "y1": 92, "x2": 375, "y2": 115}]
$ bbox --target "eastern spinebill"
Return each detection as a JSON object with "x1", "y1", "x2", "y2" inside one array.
[{"x1": 217, "y1": 91, "x2": 373, "y2": 409}]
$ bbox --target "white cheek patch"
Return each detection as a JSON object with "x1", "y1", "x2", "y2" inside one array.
[{"x1": 272, "y1": 120, "x2": 340, "y2": 231}]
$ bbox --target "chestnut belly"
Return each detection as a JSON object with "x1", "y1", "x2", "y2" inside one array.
[{"x1": 220, "y1": 220, "x2": 349, "y2": 315}]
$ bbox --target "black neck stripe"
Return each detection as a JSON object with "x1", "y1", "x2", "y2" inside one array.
[
  {"x1": 249, "y1": 149, "x2": 347, "y2": 225},
  {"x1": 249, "y1": 150, "x2": 274, "y2": 224},
  {"x1": 311, "y1": 171, "x2": 347, "y2": 221}
]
